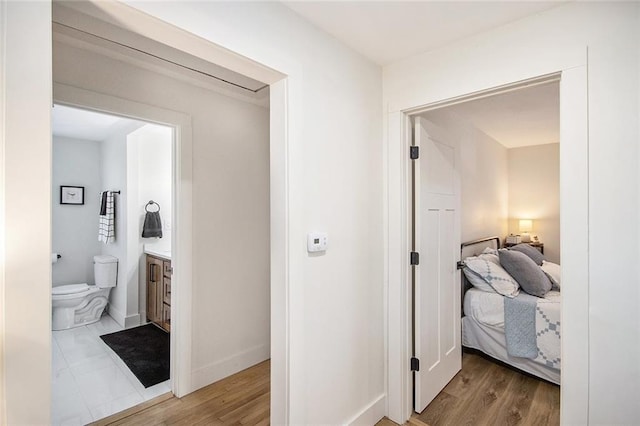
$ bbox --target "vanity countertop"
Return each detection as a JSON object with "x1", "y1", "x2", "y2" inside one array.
[{"x1": 144, "y1": 246, "x2": 171, "y2": 261}]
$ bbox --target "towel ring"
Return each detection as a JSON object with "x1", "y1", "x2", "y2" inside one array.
[{"x1": 145, "y1": 200, "x2": 160, "y2": 213}]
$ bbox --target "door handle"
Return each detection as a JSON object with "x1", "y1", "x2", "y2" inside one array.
[{"x1": 150, "y1": 264, "x2": 157, "y2": 282}]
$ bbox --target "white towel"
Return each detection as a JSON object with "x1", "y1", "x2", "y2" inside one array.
[{"x1": 98, "y1": 191, "x2": 116, "y2": 244}]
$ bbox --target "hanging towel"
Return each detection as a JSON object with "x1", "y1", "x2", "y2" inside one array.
[
  {"x1": 142, "y1": 211, "x2": 163, "y2": 238},
  {"x1": 98, "y1": 191, "x2": 116, "y2": 244},
  {"x1": 99, "y1": 191, "x2": 108, "y2": 215}
]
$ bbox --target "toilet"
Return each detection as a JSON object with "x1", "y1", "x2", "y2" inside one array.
[{"x1": 52, "y1": 255, "x2": 118, "y2": 331}]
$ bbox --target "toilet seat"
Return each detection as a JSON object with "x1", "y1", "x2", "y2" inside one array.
[{"x1": 52, "y1": 283, "x2": 90, "y2": 296}]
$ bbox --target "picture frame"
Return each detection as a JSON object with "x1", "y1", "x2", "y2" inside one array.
[{"x1": 60, "y1": 185, "x2": 85, "y2": 205}]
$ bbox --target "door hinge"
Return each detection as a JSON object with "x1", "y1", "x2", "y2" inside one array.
[
  {"x1": 410, "y1": 252, "x2": 419, "y2": 265},
  {"x1": 456, "y1": 260, "x2": 466, "y2": 270},
  {"x1": 411, "y1": 357, "x2": 420, "y2": 372},
  {"x1": 410, "y1": 146, "x2": 419, "y2": 160}
]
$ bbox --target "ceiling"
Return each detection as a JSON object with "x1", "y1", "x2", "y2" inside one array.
[
  {"x1": 52, "y1": 104, "x2": 132, "y2": 141},
  {"x1": 434, "y1": 81, "x2": 560, "y2": 148},
  {"x1": 281, "y1": 1, "x2": 561, "y2": 147},
  {"x1": 282, "y1": 1, "x2": 565, "y2": 66}
]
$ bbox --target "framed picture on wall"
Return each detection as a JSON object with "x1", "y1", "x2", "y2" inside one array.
[{"x1": 60, "y1": 186, "x2": 85, "y2": 205}]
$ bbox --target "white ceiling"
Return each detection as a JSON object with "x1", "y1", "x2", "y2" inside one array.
[
  {"x1": 282, "y1": 1, "x2": 565, "y2": 66},
  {"x1": 283, "y1": 1, "x2": 561, "y2": 147},
  {"x1": 435, "y1": 81, "x2": 560, "y2": 148},
  {"x1": 52, "y1": 104, "x2": 130, "y2": 141}
]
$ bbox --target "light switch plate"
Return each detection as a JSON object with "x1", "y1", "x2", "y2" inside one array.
[{"x1": 307, "y1": 232, "x2": 328, "y2": 253}]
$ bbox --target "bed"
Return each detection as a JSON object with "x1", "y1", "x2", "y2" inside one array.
[{"x1": 460, "y1": 236, "x2": 561, "y2": 385}]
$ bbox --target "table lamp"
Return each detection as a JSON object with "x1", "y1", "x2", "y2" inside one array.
[{"x1": 519, "y1": 219, "x2": 533, "y2": 243}]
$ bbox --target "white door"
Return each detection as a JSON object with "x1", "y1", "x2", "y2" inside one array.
[{"x1": 413, "y1": 116, "x2": 461, "y2": 413}]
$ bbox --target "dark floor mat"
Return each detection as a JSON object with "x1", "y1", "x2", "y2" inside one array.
[{"x1": 100, "y1": 324, "x2": 169, "y2": 388}]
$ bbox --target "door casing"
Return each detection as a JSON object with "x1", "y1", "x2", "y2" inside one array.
[{"x1": 386, "y1": 70, "x2": 589, "y2": 424}]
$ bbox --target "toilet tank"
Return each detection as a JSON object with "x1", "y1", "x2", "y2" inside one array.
[{"x1": 94, "y1": 255, "x2": 118, "y2": 288}]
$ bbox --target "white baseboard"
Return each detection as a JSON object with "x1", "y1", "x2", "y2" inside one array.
[
  {"x1": 124, "y1": 313, "x2": 141, "y2": 328},
  {"x1": 106, "y1": 304, "x2": 125, "y2": 327},
  {"x1": 190, "y1": 343, "x2": 270, "y2": 391},
  {"x1": 344, "y1": 393, "x2": 386, "y2": 426},
  {"x1": 106, "y1": 304, "x2": 141, "y2": 329}
]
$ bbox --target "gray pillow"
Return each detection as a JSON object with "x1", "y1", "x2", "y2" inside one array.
[
  {"x1": 509, "y1": 243, "x2": 545, "y2": 266},
  {"x1": 499, "y1": 249, "x2": 552, "y2": 297}
]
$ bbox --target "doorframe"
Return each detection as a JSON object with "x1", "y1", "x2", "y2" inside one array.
[
  {"x1": 50, "y1": 1, "x2": 291, "y2": 423},
  {"x1": 53, "y1": 82, "x2": 194, "y2": 396},
  {"x1": 386, "y1": 69, "x2": 589, "y2": 424}
]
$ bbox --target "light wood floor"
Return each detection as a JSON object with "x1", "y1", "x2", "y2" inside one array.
[
  {"x1": 91, "y1": 360, "x2": 270, "y2": 426},
  {"x1": 377, "y1": 350, "x2": 560, "y2": 426},
  {"x1": 94, "y1": 351, "x2": 558, "y2": 426}
]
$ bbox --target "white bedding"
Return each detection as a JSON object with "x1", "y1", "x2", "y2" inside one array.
[{"x1": 463, "y1": 288, "x2": 561, "y2": 384}]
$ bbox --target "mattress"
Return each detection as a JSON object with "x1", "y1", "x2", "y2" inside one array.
[{"x1": 462, "y1": 288, "x2": 561, "y2": 385}]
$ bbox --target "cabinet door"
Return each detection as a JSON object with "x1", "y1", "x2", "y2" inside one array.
[
  {"x1": 162, "y1": 303, "x2": 171, "y2": 332},
  {"x1": 146, "y1": 256, "x2": 163, "y2": 323},
  {"x1": 163, "y1": 277, "x2": 171, "y2": 305}
]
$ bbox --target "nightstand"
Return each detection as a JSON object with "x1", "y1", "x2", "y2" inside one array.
[{"x1": 504, "y1": 241, "x2": 544, "y2": 254}]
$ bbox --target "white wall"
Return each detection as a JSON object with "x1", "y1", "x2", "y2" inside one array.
[
  {"x1": 127, "y1": 124, "x2": 173, "y2": 321},
  {"x1": 117, "y1": 2, "x2": 385, "y2": 424},
  {"x1": 1, "y1": 1, "x2": 52, "y2": 424},
  {"x1": 52, "y1": 136, "x2": 103, "y2": 285},
  {"x1": 507, "y1": 144, "x2": 560, "y2": 263},
  {"x1": 100, "y1": 120, "x2": 146, "y2": 327},
  {"x1": 53, "y1": 35, "x2": 274, "y2": 397},
  {"x1": 420, "y1": 110, "x2": 509, "y2": 243},
  {"x1": 384, "y1": 2, "x2": 639, "y2": 423},
  {"x1": 134, "y1": 124, "x2": 172, "y2": 252}
]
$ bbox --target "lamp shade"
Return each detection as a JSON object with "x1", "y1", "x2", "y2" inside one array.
[{"x1": 519, "y1": 219, "x2": 533, "y2": 233}]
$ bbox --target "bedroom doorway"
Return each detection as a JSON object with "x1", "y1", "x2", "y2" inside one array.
[{"x1": 408, "y1": 77, "x2": 562, "y2": 421}]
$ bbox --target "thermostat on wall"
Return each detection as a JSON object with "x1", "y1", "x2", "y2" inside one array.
[{"x1": 307, "y1": 232, "x2": 328, "y2": 253}]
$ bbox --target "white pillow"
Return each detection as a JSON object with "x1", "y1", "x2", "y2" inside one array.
[
  {"x1": 479, "y1": 249, "x2": 500, "y2": 266},
  {"x1": 462, "y1": 263, "x2": 495, "y2": 293},
  {"x1": 541, "y1": 260, "x2": 561, "y2": 290},
  {"x1": 482, "y1": 246, "x2": 499, "y2": 256},
  {"x1": 463, "y1": 256, "x2": 520, "y2": 297}
]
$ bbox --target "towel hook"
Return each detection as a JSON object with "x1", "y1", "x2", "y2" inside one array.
[{"x1": 145, "y1": 200, "x2": 160, "y2": 213}]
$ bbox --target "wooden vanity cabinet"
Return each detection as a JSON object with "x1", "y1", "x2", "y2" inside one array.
[{"x1": 146, "y1": 254, "x2": 171, "y2": 332}]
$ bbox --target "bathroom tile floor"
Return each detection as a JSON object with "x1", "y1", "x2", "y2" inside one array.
[{"x1": 52, "y1": 314, "x2": 171, "y2": 426}]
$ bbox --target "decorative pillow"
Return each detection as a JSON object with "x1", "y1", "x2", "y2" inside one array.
[
  {"x1": 509, "y1": 243, "x2": 545, "y2": 266},
  {"x1": 482, "y1": 247, "x2": 499, "y2": 256},
  {"x1": 541, "y1": 260, "x2": 561, "y2": 290},
  {"x1": 481, "y1": 247, "x2": 500, "y2": 264},
  {"x1": 499, "y1": 249, "x2": 552, "y2": 297},
  {"x1": 462, "y1": 264, "x2": 495, "y2": 293},
  {"x1": 463, "y1": 256, "x2": 520, "y2": 297}
]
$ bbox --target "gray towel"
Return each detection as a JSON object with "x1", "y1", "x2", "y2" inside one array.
[
  {"x1": 142, "y1": 211, "x2": 163, "y2": 238},
  {"x1": 504, "y1": 292, "x2": 539, "y2": 359}
]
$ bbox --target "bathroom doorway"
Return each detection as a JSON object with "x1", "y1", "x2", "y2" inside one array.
[
  {"x1": 51, "y1": 104, "x2": 176, "y2": 424},
  {"x1": 52, "y1": 2, "x2": 274, "y2": 423}
]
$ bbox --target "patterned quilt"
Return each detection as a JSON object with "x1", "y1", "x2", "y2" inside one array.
[{"x1": 504, "y1": 291, "x2": 561, "y2": 369}]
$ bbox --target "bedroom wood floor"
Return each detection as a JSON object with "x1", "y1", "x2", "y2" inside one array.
[
  {"x1": 92, "y1": 351, "x2": 558, "y2": 426},
  {"x1": 377, "y1": 350, "x2": 560, "y2": 426}
]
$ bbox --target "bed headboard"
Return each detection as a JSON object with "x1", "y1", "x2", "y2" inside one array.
[{"x1": 460, "y1": 236, "x2": 501, "y2": 314}]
